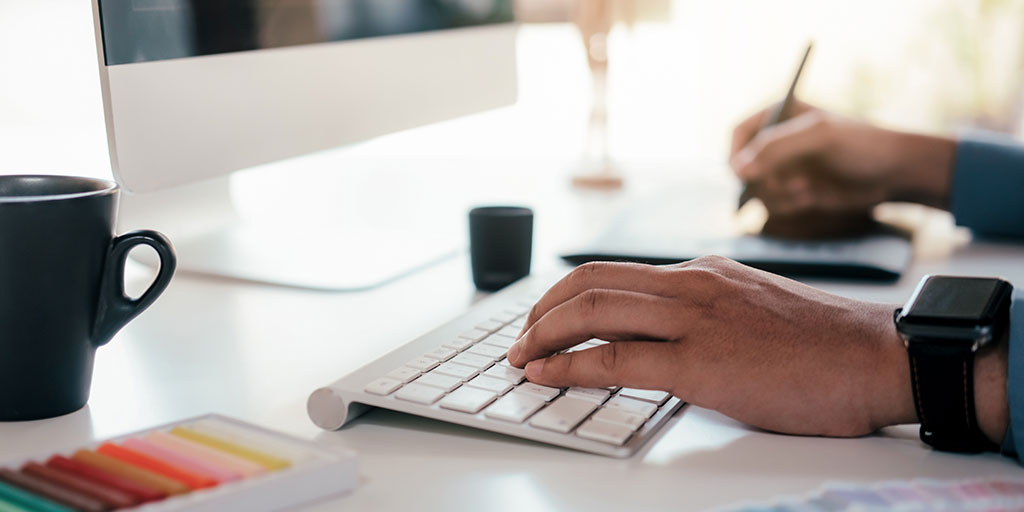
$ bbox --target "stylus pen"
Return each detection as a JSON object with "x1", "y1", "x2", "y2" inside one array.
[{"x1": 737, "y1": 41, "x2": 814, "y2": 209}]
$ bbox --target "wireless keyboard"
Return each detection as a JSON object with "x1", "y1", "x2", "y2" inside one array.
[{"x1": 307, "y1": 273, "x2": 685, "y2": 458}]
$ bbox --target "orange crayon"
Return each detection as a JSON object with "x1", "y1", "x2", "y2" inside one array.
[
  {"x1": 97, "y1": 443, "x2": 217, "y2": 490},
  {"x1": 71, "y1": 450, "x2": 189, "y2": 496}
]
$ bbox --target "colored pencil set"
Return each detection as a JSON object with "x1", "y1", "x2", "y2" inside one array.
[{"x1": 0, "y1": 415, "x2": 357, "y2": 511}]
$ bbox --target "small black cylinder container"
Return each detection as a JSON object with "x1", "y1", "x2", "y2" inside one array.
[
  {"x1": 0, "y1": 175, "x2": 176, "y2": 421},
  {"x1": 469, "y1": 206, "x2": 533, "y2": 291}
]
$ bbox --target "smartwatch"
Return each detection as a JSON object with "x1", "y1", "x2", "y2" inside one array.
[{"x1": 895, "y1": 275, "x2": 1013, "y2": 452}]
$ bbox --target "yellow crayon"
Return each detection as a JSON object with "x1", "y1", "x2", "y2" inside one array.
[{"x1": 169, "y1": 427, "x2": 291, "y2": 471}]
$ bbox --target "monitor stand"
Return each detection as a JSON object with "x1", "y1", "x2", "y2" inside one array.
[{"x1": 118, "y1": 176, "x2": 461, "y2": 291}]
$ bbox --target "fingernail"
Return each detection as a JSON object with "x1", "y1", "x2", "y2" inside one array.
[
  {"x1": 507, "y1": 342, "x2": 521, "y2": 364},
  {"x1": 525, "y1": 358, "x2": 545, "y2": 380},
  {"x1": 728, "y1": 154, "x2": 743, "y2": 171}
]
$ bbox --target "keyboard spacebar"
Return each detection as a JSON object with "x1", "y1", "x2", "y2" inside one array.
[{"x1": 529, "y1": 396, "x2": 596, "y2": 434}]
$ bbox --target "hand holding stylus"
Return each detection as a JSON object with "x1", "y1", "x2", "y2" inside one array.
[{"x1": 729, "y1": 100, "x2": 956, "y2": 238}]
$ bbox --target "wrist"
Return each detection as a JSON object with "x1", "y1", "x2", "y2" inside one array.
[
  {"x1": 974, "y1": 325, "x2": 1010, "y2": 446},
  {"x1": 884, "y1": 132, "x2": 956, "y2": 209},
  {"x1": 867, "y1": 302, "x2": 918, "y2": 430}
]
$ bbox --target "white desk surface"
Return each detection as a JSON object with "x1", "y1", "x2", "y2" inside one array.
[
  {"x1": 2, "y1": 164, "x2": 1023, "y2": 512},
  {"x1": 3, "y1": 5, "x2": 1022, "y2": 508}
]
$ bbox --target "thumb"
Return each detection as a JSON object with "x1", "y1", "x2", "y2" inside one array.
[
  {"x1": 524, "y1": 341, "x2": 678, "y2": 391},
  {"x1": 732, "y1": 110, "x2": 831, "y2": 182}
]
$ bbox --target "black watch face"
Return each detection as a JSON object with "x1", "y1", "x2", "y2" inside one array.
[{"x1": 905, "y1": 276, "x2": 1009, "y2": 324}]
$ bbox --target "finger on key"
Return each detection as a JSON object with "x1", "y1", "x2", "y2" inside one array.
[
  {"x1": 519, "y1": 262, "x2": 674, "y2": 338},
  {"x1": 524, "y1": 341, "x2": 677, "y2": 391},
  {"x1": 508, "y1": 289, "x2": 683, "y2": 367}
]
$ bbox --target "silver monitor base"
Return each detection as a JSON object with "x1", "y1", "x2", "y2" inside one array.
[
  {"x1": 120, "y1": 176, "x2": 461, "y2": 291},
  {"x1": 132, "y1": 224, "x2": 460, "y2": 291}
]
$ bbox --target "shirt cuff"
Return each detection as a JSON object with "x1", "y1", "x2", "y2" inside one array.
[
  {"x1": 952, "y1": 132, "x2": 1024, "y2": 239},
  {"x1": 1001, "y1": 291, "x2": 1024, "y2": 459}
]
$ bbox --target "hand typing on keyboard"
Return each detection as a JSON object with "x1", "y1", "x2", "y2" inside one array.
[{"x1": 506, "y1": 256, "x2": 1007, "y2": 444}]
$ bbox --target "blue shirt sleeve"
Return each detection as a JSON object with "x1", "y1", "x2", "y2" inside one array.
[
  {"x1": 1002, "y1": 292, "x2": 1024, "y2": 460},
  {"x1": 951, "y1": 132, "x2": 1024, "y2": 239},
  {"x1": 954, "y1": 135, "x2": 1024, "y2": 461}
]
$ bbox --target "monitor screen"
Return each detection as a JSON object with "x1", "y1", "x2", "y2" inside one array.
[{"x1": 97, "y1": 0, "x2": 514, "y2": 65}]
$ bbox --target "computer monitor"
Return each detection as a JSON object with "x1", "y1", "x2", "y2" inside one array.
[{"x1": 91, "y1": 0, "x2": 517, "y2": 290}]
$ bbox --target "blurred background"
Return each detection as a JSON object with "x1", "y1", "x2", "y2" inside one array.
[{"x1": 1, "y1": 0, "x2": 1023, "y2": 181}]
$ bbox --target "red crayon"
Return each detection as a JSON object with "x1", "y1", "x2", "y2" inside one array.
[{"x1": 45, "y1": 455, "x2": 167, "y2": 503}]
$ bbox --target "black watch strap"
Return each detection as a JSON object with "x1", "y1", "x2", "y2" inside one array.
[{"x1": 906, "y1": 341, "x2": 995, "y2": 452}]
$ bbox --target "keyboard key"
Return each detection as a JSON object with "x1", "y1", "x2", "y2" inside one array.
[
  {"x1": 619, "y1": 388, "x2": 670, "y2": 406},
  {"x1": 490, "y1": 311, "x2": 518, "y2": 323},
  {"x1": 441, "y1": 337, "x2": 474, "y2": 351},
  {"x1": 467, "y1": 343, "x2": 506, "y2": 360},
  {"x1": 510, "y1": 302, "x2": 535, "y2": 315},
  {"x1": 566, "y1": 387, "x2": 611, "y2": 404},
  {"x1": 439, "y1": 386, "x2": 498, "y2": 413},
  {"x1": 395, "y1": 383, "x2": 447, "y2": 405},
  {"x1": 450, "y1": 352, "x2": 494, "y2": 370},
  {"x1": 509, "y1": 319, "x2": 526, "y2": 330},
  {"x1": 423, "y1": 347, "x2": 456, "y2": 361},
  {"x1": 433, "y1": 362, "x2": 479, "y2": 380},
  {"x1": 459, "y1": 328, "x2": 490, "y2": 343},
  {"x1": 413, "y1": 372, "x2": 462, "y2": 392},
  {"x1": 529, "y1": 396, "x2": 597, "y2": 433},
  {"x1": 576, "y1": 419, "x2": 634, "y2": 446},
  {"x1": 364, "y1": 377, "x2": 403, "y2": 396},
  {"x1": 514, "y1": 383, "x2": 561, "y2": 401},
  {"x1": 591, "y1": 408, "x2": 646, "y2": 431},
  {"x1": 476, "y1": 319, "x2": 505, "y2": 332},
  {"x1": 466, "y1": 375, "x2": 514, "y2": 395},
  {"x1": 480, "y1": 334, "x2": 516, "y2": 349},
  {"x1": 484, "y1": 392, "x2": 546, "y2": 423},
  {"x1": 483, "y1": 364, "x2": 525, "y2": 384},
  {"x1": 496, "y1": 326, "x2": 521, "y2": 339},
  {"x1": 386, "y1": 366, "x2": 421, "y2": 383},
  {"x1": 405, "y1": 357, "x2": 440, "y2": 371},
  {"x1": 605, "y1": 396, "x2": 658, "y2": 418}
]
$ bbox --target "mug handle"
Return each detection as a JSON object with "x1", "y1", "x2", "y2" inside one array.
[{"x1": 92, "y1": 230, "x2": 177, "y2": 347}]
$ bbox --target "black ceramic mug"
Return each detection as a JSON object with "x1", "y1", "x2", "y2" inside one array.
[{"x1": 0, "y1": 175, "x2": 176, "y2": 421}]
